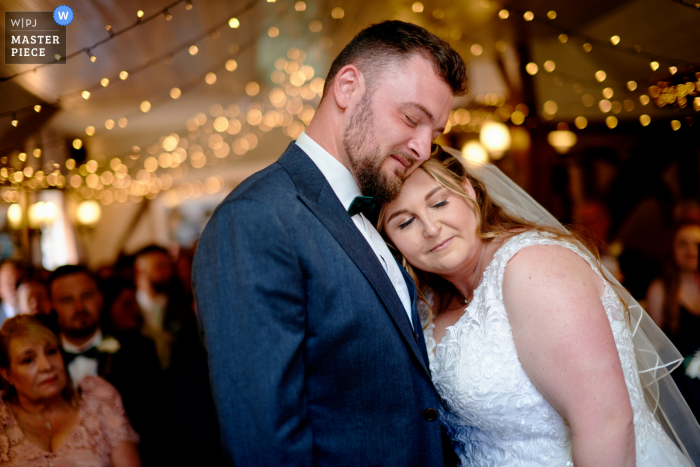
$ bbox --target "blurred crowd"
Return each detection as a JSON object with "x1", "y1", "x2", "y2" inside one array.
[{"x1": 0, "y1": 245, "x2": 224, "y2": 466}]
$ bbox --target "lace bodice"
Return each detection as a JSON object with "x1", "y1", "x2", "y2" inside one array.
[
  {"x1": 0, "y1": 376, "x2": 139, "y2": 467},
  {"x1": 425, "y1": 231, "x2": 691, "y2": 467}
]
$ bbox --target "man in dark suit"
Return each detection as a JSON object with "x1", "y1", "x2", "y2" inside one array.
[
  {"x1": 48, "y1": 265, "x2": 170, "y2": 466},
  {"x1": 193, "y1": 20, "x2": 467, "y2": 466}
]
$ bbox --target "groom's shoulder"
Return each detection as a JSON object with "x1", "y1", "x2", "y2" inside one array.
[{"x1": 217, "y1": 142, "x2": 309, "y2": 211}]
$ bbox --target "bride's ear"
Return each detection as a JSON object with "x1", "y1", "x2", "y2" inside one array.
[{"x1": 462, "y1": 177, "x2": 477, "y2": 200}]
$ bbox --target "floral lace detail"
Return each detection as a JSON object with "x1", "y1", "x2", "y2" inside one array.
[
  {"x1": 430, "y1": 230, "x2": 690, "y2": 467},
  {"x1": 0, "y1": 376, "x2": 138, "y2": 467}
]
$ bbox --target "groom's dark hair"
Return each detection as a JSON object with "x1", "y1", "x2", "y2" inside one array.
[{"x1": 322, "y1": 20, "x2": 468, "y2": 98}]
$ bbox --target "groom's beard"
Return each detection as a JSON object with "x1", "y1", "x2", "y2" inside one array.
[{"x1": 342, "y1": 94, "x2": 413, "y2": 206}]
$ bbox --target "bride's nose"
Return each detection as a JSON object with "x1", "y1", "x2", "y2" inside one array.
[{"x1": 422, "y1": 216, "x2": 440, "y2": 238}]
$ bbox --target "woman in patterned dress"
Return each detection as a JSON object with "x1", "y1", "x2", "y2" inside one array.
[{"x1": 0, "y1": 315, "x2": 140, "y2": 466}]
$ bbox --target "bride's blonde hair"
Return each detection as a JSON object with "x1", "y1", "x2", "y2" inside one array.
[{"x1": 378, "y1": 145, "x2": 625, "y2": 326}]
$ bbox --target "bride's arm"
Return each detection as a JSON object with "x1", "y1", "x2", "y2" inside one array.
[{"x1": 502, "y1": 244, "x2": 635, "y2": 467}]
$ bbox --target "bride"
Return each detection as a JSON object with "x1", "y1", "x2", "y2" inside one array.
[{"x1": 380, "y1": 146, "x2": 700, "y2": 467}]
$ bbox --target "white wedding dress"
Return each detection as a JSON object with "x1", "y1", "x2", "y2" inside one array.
[{"x1": 424, "y1": 230, "x2": 693, "y2": 467}]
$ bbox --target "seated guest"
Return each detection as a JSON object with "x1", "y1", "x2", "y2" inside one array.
[
  {"x1": 0, "y1": 260, "x2": 25, "y2": 324},
  {"x1": 133, "y1": 247, "x2": 225, "y2": 465},
  {"x1": 48, "y1": 265, "x2": 168, "y2": 466},
  {"x1": 100, "y1": 278, "x2": 144, "y2": 336},
  {"x1": 0, "y1": 315, "x2": 140, "y2": 466},
  {"x1": 646, "y1": 221, "x2": 700, "y2": 419},
  {"x1": 17, "y1": 277, "x2": 52, "y2": 316}
]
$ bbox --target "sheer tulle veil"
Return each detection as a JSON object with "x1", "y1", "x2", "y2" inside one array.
[{"x1": 441, "y1": 146, "x2": 700, "y2": 466}]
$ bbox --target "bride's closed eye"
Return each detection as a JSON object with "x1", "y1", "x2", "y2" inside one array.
[
  {"x1": 397, "y1": 200, "x2": 448, "y2": 229},
  {"x1": 399, "y1": 217, "x2": 415, "y2": 229}
]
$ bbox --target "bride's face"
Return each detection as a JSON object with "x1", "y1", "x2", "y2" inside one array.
[{"x1": 383, "y1": 168, "x2": 480, "y2": 277}]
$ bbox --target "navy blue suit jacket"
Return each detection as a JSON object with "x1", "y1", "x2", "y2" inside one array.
[{"x1": 193, "y1": 143, "x2": 451, "y2": 466}]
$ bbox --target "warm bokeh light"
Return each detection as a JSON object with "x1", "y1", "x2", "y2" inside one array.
[
  {"x1": 480, "y1": 121, "x2": 511, "y2": 159},
  {"x1": 547, "y1": 131, "x2": 577, "y2": 154},
  {"x1": 245, "y1": 82, "x2": 260, "y2": 96},
  {"x1": 76, "y1": 200, "x2": 101, "y2": 226},
  {"x1": 7, "y1": 204, "x2": 22, "y2": 229},
  {"x1": 462, "y1": 141, "x2": 489, "y2": 163},
  {"x1": 525, "y1": 63, "x2": 538, "y2": 75}
]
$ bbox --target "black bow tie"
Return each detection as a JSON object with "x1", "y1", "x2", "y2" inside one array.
[
  {"x1": 348, "y1": 196, "x2": 379, "y2": 225},
  {"x1": 63, "y1": 347, "x2": 100, "y2": 365}
]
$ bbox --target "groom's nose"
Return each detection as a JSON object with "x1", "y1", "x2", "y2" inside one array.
[{"x1": 406, "y1": 131, "x2": 432, "y2": 164}]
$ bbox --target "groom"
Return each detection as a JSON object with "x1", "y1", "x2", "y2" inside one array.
[{"x1": 193, "y1": 20, "x2": 466, "y2": 466}]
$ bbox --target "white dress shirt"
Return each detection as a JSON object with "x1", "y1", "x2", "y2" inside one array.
[
  {"x1": 1, "y1": 302, "x2": 17, "y2": 321},
  {"x1": 295, "y1": 132, "x2": 414, "y2": 326},
  {"x1": 62, "y1": 330, "x2": 102, "y2": 386}
]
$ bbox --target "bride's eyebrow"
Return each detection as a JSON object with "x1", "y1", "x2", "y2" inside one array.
[
  {"x1": 386, "y1": 209, "x2": 408, "y2": 224},
  {"x1": 386, "y1": 187, "x2": 445, "y2": 224},
  {"x1": 425, "y1": 187, "x2": 442, "y2": 200}
]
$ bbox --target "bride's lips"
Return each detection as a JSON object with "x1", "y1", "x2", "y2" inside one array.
[{"x1": 430, "y1": 237, "x2": 453, "y2": 253}]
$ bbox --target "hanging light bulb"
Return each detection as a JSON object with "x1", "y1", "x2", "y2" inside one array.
[
  {"x1": 163, "y1": 9, "x2": 172, "y2": 21},
  {"x1": 87, "y1": 49, "x2": 96, "y2": 62},
  {"x1": 34, "y1": 105, "x2": 41, "y2": 112},
  {"x1": 185, "y1": 0, "x2": 193, "y2": 10},
  {"x1": 11, "y1": 114, "x2": 18, "y2": 127}
]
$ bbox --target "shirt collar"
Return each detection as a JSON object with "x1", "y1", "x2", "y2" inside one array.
[
  {"x1": 295, "y1": 132, "x2": 361, "y2": 211},
  {"x1": 61, "y1": 329, "x2": 102, "y2": 354}
]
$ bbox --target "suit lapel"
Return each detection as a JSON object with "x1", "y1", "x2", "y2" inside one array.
[{"x1": 278, "y1": 144, "x2": 430, "y2": 377}]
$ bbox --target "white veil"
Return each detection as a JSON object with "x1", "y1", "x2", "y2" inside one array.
[{"x1": 442, "y1": 146, "x2": 700, "y2": 465}]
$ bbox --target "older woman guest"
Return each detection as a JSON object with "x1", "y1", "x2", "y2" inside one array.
[{"x1": 0, "y1": 315, "x2": 140, "y2": 466}]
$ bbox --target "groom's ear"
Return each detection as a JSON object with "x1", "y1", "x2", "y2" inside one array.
[{"x1": 332, "y1": 65, "x2": 364, "y2": 110}]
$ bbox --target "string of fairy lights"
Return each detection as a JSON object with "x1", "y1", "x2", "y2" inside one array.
[
  {"x1": 492, "y1": 3, "x2": 699, "y2": 131},
  {"x1": 1, "y1": 0, "x2": 698, "y2": 211}
]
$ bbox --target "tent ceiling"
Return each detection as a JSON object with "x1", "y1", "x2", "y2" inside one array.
[{"x1": 1, "y1": 0, "x2": 698, "y2": 174}]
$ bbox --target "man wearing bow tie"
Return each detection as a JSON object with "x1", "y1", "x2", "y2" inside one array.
[
  {"x1": 194, "y1": 21, "x2": 466, "y2": 466},
  {"x1": 48, "y1": 265, "x2": 168, "y2": 466}
]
